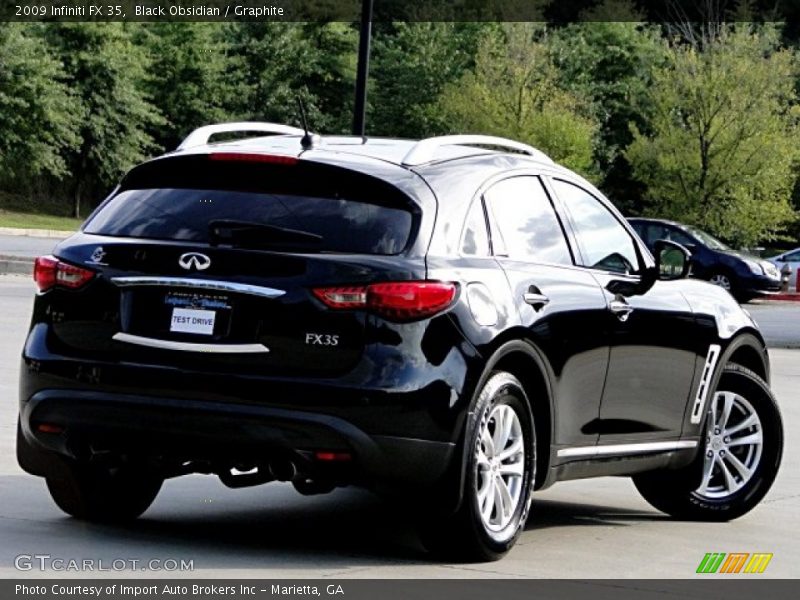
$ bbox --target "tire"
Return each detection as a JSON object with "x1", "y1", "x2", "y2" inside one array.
[
  {"x1": 420, "y1": 372, "x2": 536, "y2": 561},
  {"x1": 46, "y1": 461, "x2": 163, "y2": 523},
  {"x1": 708, "y1": 270, "x2": 737, "y2": 296},
  {"x1": 633, "y1": 364, "x2": 782, "y2": 521}
]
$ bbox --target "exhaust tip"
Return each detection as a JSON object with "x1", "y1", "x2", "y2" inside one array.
[{"x1": 269, "y1": 458, "x2": 297, "y2": 482}]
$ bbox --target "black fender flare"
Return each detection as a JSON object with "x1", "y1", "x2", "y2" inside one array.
[{"x1": 443, "y1": 338, "x2": 556, "y2": 514}]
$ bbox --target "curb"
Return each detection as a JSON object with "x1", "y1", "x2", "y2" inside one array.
[
  {"x1": 765, "y1": 293, "x2": 800, "y2": 302},
  {"x1": 0, "y1": 256, "x2": 32, "y2": 276},
  {"x1": 0, "y1": 226, "x2": 72, "y2": 239}
]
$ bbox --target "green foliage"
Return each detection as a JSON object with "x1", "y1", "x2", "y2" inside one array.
[
  {"x1": 45, "y1": 23, "x2": 165, "y2": 217},
  {"x1": 1, "y1": 19, "x2": 799, "y2": 246},
  {"x1": 626, "y1": 25, "x2": 799, "y2": 246},
  {"x1": 434, "y1": 24, "x2": 598, "y2": 178},
  {"x1": 140, "y1": 23, "x2": 243, "y2": 151},
  {"x1": 370, "y1": 22, "x2": 488, "y2": 137},
  {"x1": 0, "y1": 24, "x2": 80, "y2": 183},
  {"x1": 228, "y1": 23, "x2": 356, "y2": 133},
  {"x1": 551, "y1": 2, "x2": 667, "y2": 209}
]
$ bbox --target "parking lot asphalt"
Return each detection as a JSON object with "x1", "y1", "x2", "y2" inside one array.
[
  {"x1": 0, "y1": 274, "x2": 797, "y2": 578},
  {"x1": 746, "y1": 302, "x2": 800, "y2": 348}
]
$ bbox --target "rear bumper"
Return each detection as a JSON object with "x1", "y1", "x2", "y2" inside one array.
[
  {"x1": 19, "y1": 389, "x2": 456, "y2": 489},
  {"x1": 18, "y1": 312, "x2": 480, "y2": 492}
]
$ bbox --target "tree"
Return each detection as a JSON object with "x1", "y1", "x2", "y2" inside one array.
[
  {"x1": 551, "y1": 1, "x2": 667, "y2": 211},
  {"x1": 141, "y1": 23, "x2": 243, "y2": 151},
  {"x1": 434, "y1": 24, "x2": 598, "y2": 178},
  {"x1": 626, "y1": 25, "x2": 799, "y2": 246},
  {"x1": 44, "y1": 23, "x2": 164, "y2": 218},
  {"x1": 228, "y1": 23, "x2": 355, "y2": 133},
  {"x1": 0, "y1": 24, "x2": 80, "y2": 185},
  {"x1": 370, "y1": 22, "x2": 488, "y2": 137}
]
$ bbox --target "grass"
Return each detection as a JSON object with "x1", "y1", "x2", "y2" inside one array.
[
  {"x1": 0, "y1": 190, "x2": 81, "y2": 232},
  {"x1": 0, "y1": 209, "x2": 82, "y2": 231}
]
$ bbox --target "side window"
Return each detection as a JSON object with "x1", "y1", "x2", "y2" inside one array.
[
  {"x1": 484, "y1": 176, "x2": 572, "y2": 265},
  {"x1": 644, "y1": 224, "x2": 667, "y2": 247},
  {"x1": 783, "y1": 250, "x2": 800, "y2": 262},
  {"x1": 663, "y1": 227, "x2": 694, "y2": 247},
  {"x1": 552, "y1": 179, "x2": 640, "y2": 275},
  {"x1": 461, "y1": 199, "x2": 490, "y2": 256},
  {"x1": 629, "y1": 221, "x2": 646, "y2": 240}
]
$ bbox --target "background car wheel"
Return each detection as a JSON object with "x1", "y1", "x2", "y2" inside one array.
[
  {"x1": 420, "y1": 371, "x2": 535, "y2": 561},
  {"x1": 708, "y1": 271, "x2": 735, "y2": 293},
  {"x1": 633, "y1": 364, "x2": 782, "y2": 521},
  {"x1": 46, "y1": 461, "x2": 163, "y2": 523}
]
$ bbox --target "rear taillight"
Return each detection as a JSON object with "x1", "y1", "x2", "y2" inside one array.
[
  {"x1": 312, "y1": 281, "x2": 457, "y2": 322},
  {"x1": 34, "y1": 255, "x2": 95, "y2": 292}
]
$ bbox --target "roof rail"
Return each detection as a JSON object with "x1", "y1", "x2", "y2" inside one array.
[
  {"x1": 401, "y1": 134, "x2": 553, "y2": 167},
  {"x1": 177, "y1": 122, "x2": 305, "y2": 150}
]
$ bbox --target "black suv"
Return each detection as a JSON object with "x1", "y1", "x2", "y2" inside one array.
[
  {"x1": 18, "y1": 125, "x2": 783, "y2": 561},
  {"x1": 628, "y1": 218, "x2": 782, "y2": 302}
]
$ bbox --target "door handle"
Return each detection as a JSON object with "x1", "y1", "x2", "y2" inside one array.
[
  {"x1": 608, "y1": 298, "x2": 634, "y2": 322},
  {"x1": 523, "y1": 292, "x2": 550, "y2": 310}
]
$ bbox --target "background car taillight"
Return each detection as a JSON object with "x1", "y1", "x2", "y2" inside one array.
[
  {"x1": 34, "y1": 255, "x2": 95, "y2": 292},
  {"x1": 312, "y1": 281, "x2": 457, "y2": 321}
]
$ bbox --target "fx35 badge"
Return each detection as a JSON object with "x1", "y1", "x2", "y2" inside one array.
[{"x1": 305, "y1": 333, "x2": 339, "y2": 346}]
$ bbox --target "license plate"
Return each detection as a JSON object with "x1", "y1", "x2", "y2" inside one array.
[{"x1": 170, "y1": 307, "x2": 216, "y2": 335}]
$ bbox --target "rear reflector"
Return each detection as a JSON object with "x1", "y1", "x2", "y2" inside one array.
[
  {"x1": 314, "y1": 451, "x2": 352, "y2": 462},
  {"x1": 209, "y1": 152, "x2": 298, "y2": 166},
  {"x1": 36, "y1": 423, "x2": 64, "y2": 434},
  {"x1": 312, "y1": 281, "x2": 457, "y2": 322},
  {"x1": 34, "y1": 255, "x2": 95, "y2": 292}
]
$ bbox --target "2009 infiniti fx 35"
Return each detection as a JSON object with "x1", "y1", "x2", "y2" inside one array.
[{"x1": 17, "y1": 123, "x2": 783, "y2": 561}]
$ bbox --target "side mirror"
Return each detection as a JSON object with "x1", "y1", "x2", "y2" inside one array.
[
  {"x1": 654, "y1": 239, "x2": 691, "y2": 280},
  {"x1": 605, "y1": 240, "x2": 692, "y2": 298}
]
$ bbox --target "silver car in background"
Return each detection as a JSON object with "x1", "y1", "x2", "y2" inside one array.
[{"x1": 768, "y1": 247, "x2": 800, "y2": 292}]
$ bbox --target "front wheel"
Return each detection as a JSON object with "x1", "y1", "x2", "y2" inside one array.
[
  {"x1": 46, "y1": 461, "x2": 163, "y2": 523},
  {"x1": 420, "y1": 372, "x2": 535, "y2": 561},
  {"x1": 708, "y1": 270, "x2": 736, "y2": 295},
  {"x1": 633, "y1": 364, "x2": 782, "y2": 521}
]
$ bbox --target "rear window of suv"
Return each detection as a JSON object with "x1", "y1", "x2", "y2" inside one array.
[{"x1": 84, "y1": 188, "x2": 413, "y2": 255}]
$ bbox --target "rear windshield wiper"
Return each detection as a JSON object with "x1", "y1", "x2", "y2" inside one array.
[{"x1": 208, "y1": 219, "x2": 323, "y2": 250}]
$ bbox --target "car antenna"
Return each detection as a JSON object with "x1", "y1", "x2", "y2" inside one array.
[{"x1": 296, "y1": 97, "x2": 319, "y2": 150}]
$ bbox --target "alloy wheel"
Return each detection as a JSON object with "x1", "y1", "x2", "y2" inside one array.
[
  {"x1": 475, "y1": 403, "x2": 525, "y2": 533},
  {"x1": 695, "y1": 391, "x2": 763, "y2": 499},
  {"x1": 709, "y1": 274, "x2": 732, "y2": 291}
]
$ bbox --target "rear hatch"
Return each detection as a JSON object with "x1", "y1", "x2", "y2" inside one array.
[{"x1": 43, "y1": 153, "x2": 426, "y2": 377}]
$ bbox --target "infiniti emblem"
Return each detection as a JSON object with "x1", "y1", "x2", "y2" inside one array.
[{"x1": 178, "y1": 252, "x2": 211, "y2": 271}]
